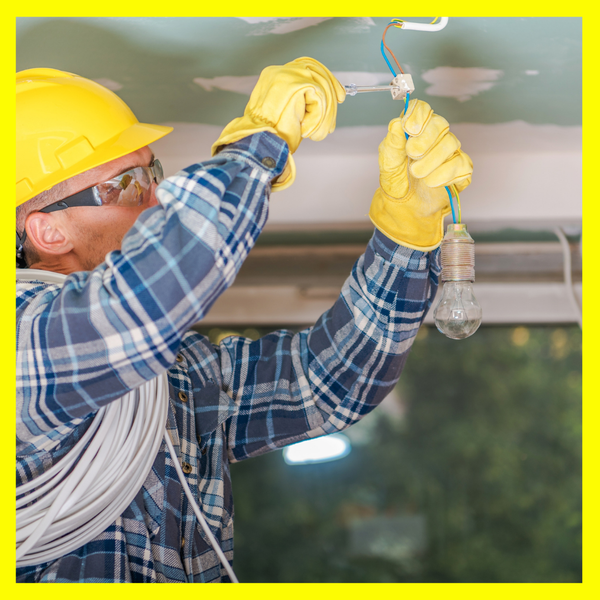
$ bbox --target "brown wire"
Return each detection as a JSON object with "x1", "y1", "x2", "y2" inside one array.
[{"x1": 382, "y1": 22, "x2": 404, "y2": 75}]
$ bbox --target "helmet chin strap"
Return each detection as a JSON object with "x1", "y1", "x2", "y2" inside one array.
[{"x1": 16, "y1": 230, "x2": 27, "y2": 269}]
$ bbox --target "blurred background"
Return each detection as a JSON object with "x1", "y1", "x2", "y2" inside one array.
[{"x1": 17, "y1": 17, "x2": 581, "y2": 582}]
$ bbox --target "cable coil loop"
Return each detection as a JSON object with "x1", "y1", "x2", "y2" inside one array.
[{"x1": 16, "y1": 375, "x2": 169, "y2": 566}]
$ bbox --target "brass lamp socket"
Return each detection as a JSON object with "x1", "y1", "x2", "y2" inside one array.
[{"x1": 440, "y1": 224, "x2": 475, "y2": 283}]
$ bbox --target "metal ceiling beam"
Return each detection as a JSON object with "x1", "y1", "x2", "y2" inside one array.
[{"x1": 199, "y1": 242, "x2": 582, "y2": 326}]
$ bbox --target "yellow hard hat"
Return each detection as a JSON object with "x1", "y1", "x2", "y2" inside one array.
[{"x1": 16, "y1": 68, "x2": 173, "y2": 207}]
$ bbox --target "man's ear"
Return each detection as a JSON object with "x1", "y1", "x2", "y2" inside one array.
[{"x1": 25, "y1": 212, "x2": 73, "y2": 256}]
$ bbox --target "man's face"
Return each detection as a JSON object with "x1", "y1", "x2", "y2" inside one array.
[{"x1": 53, "y1": 146, "x2": 159, "y2": 271}]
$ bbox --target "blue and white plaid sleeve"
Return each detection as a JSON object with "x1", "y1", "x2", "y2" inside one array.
[
  {"x1": 16, "y1": 132, "x2": 289, "y2": 443},
  {"x1": 219, "y1": 230, "x2": 441, "y2": 461}
]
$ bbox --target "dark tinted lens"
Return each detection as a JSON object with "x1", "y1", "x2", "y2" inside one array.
[{"x1": 153, "y1": 159, "x2": 164, "y2": 183}]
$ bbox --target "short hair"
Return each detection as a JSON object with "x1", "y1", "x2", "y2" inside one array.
[{"x1": 16, "y1": 180, "x2": 70, "y2": 268}]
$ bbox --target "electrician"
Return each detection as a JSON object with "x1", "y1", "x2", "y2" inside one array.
[{"x1": 16, "y1": 58, "x2": 472, "y2": 582}]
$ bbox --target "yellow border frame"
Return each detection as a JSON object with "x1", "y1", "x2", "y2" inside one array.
[{"x1": 5, "y1": 8, "x2": 591, "y2": 599}]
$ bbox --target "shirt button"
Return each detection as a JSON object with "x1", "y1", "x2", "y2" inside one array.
[
  {"x1": 176, "y1": 354, "x2": 184, "y2": 363},
  {"x1": 182, "y1": 462, "x2": 193, "y2": 474},
  {"x1": 178, "y1": 391, "x2": 188, "y2": 403},
  {"x1": 262, "y1": 156, "x2": 276, "y2": 169},
  {"x1": 201, "y1": 447, "x2": 208, "y2": 456},
  {"x1": 181, "y1": 536, "x2": 185, "y2": 549}
]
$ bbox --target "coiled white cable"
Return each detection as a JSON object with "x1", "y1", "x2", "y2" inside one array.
[
  {"x1": 16, "y1": 377, "x2": 169, "y2": 565},
  {"x1": 16, "y1": 269, "x2": 239, "y2": 582}
]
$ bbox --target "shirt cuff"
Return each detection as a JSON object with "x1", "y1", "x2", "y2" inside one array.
[
  {"x1": 371, "y1": 228, "x2": 440, "y2": 271},
  {"x1": 215, "y1": 131, "x2": 289, "y2": 181}
]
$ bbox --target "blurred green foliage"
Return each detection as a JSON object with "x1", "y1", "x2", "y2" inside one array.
[{"x1": 223, "y1": 325, "x2": 581, "y2": 583}]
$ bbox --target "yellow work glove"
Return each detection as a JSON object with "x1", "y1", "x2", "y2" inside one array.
[
  {"x1": 369, "y1": 99, "x2": 473, "y2": 251},
  {"x1": 211, "y1": 57, "x2": 345, "y2": 191}
]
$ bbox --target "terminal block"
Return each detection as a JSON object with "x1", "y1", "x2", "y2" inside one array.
[{"x1": 390, "y1": 74, "x2": 415, "y2": 100}]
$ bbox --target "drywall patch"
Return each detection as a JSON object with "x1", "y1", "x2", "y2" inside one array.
[
  {"x1": 239, "y1": 16, "x2": 374, "y2": 35},
  {"x1": 193, "y1": 75, "x2": 259, "y2": 95},
  {"x1": 92, "y1": 78, "x2": 123, "y2": 91},
  {"x1": 237, "y1": 18, "x2": 283, "y2": 24},
  {"x1": 238, "y1": 17, "x2": 333, "y2": 36},
  {"x1": 422, "y1": 67, "x2": 503, "y2": 102},
  {"x1": 334, "y1": 18, "x2": 376, "y2": 33}
]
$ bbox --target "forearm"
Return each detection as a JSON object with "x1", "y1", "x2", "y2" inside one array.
[
  {"x1": 307, "y1": 230, "x2": 440, "y2": 430},
  {"x1": 222, "y1": 229, "x2": 440, "y2": 461},
  {"x1": 116, "y1": 132, "x2": 287, "y2": 332}
]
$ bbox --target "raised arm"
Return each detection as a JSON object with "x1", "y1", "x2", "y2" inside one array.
[
  {"x1": 220, "y1": 231, "x2": 440, "y2": 461},
  {"x1": 16, "y1": 134, "x2": 287, "y2": 435},
  {"x1": 220, "y1": 99, "x2": 474, "y2": 460}
]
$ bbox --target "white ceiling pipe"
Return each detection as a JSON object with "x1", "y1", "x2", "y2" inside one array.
[{"x1": 399, "y1": 17, "x2": 449, "y2": 32}]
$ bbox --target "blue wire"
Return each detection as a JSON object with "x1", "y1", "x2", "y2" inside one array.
[
  {"x1": 380, "y1": 40, "x2": 396, "y2": 77},
  {"x1": 403, "y1": 93, "x2": 410, "y2": 133},
  {"x1": 446, "y1": 186, "x2": 457, "y2": 224}
]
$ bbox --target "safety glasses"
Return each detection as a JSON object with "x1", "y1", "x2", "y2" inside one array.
[
  {"x1": 40, "y1": 159, "x2": 164, "y2": 213},
  {"x1": 16, "y1": 159, "x2": 164, "y2": 267}
]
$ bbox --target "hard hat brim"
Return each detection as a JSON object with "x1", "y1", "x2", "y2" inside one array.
[{"x1": 17, "y1": 121, "x2": 173, "y2": 207}]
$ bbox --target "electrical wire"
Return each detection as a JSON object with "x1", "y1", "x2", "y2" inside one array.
[
  {"x1": 16, "y1": 376, "x2": 169, "y2": 566},
  {"x1": 380, "y1": 40, "x2": 397, "y2": 77},
  {"x1": 383, "y1": 18, "x2": 443, "y2": 73},
  {"x1": 452, "y1": 184, "x2": 462, "y2": 223},
  {"x1": 445, "y1": 186, "x2": 458, "y2": 225},
  {"x1": 164, "y1": 433, "x2": 239, "y2": 582},
  {"x1": 16, "y1": 269, "x2": 240, "y2": 581},
  {"x1": 381, "y1": 22, "x2": 405, "y2": 75},
  {"x1": 553, "y1": 227, "x2": 583, "y2": 329},
  {"x1": 391, "y1": 23, "x2": 459, "y2": 226}
]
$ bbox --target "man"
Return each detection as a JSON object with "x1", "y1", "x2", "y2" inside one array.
[{"x1": 16, "y1": 59, "x2": 472, "y2": 582}]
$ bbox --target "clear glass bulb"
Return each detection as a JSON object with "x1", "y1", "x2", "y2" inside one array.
[{"x1": 433, "y1": 281, "x2": 482, "y2": 340}]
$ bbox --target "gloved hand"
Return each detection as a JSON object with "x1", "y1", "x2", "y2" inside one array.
[
  {"x1": 211, "y1": 57, "x2": 346, "y2": 191},
  {"x1": 369, "y1": 99, "x2": 473, "y2": 251}
]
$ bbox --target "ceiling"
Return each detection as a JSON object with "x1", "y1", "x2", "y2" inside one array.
[
  {"x1": 17, "y1": 17, "x2": 581, "y2": 232},
  {"x1": 17, "y1": 18, "x2": 582, "y2": 231},
  {"x1": 17, "y1": 17, "x2": 581, "y2": 127}
]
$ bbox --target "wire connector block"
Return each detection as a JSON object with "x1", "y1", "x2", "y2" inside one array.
[{"x1": 390, "y1": 74, "x2": 415, "y2": 100}]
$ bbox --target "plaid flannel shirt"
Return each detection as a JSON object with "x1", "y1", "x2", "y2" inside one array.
[{"x1": 16, "y1": 132, "x2": 440, "y2": 582}]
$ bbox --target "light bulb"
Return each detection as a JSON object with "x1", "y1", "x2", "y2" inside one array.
[
  {"x1": 433, "y1": 224, "x2": 482, "y2": 340},
  {"x1": 434, "y1": 281, "x2": 482, "y2": 339}
]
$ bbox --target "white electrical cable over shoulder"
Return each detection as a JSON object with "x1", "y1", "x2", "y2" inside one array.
[
  {"x1": 553, "y1": 228, "x2": 582, "y2": 329},
  {"x1": 16, "y1": 269, "x2": 239, "y2": 582}
]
